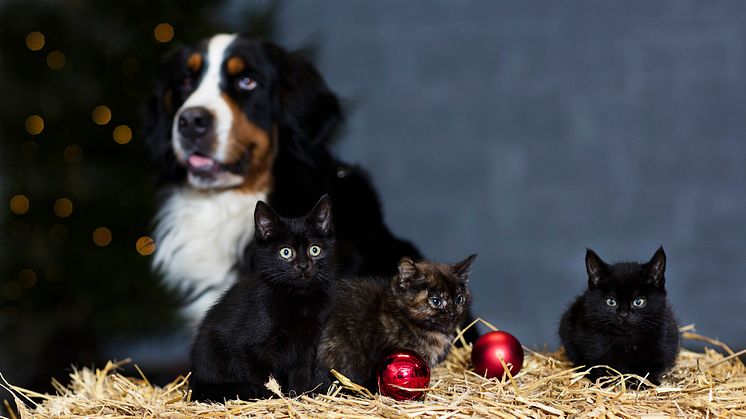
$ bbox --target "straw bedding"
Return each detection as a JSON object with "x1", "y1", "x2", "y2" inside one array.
[{"x1": 3, "y1": 325, "x2": 745, "y2": 418}]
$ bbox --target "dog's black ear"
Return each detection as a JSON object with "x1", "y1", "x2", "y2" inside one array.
[
  {"x1": 264, "y1": 41, "x2": 342, "y2": 148},
  {"x1": 142, "y1": 45, "x2": 191, "y2": 183}
]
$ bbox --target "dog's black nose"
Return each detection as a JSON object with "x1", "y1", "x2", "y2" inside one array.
[{"x1": 178, "y1": 107, "x2": 213, "y2": 138}]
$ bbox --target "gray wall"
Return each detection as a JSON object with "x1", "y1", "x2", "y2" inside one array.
[{"x1": 272, "y1": 1, "x2": 746, "y2": 349}]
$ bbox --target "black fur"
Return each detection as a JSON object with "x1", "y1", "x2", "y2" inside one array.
[
  {"x1": 190, "y1": 196, "x2": 337, "y2": 401},
  {"x1": 559, "y1": 247, "x2": 679, "y2": 385}
]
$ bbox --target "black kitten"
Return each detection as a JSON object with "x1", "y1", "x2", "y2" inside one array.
[
  {"x1": 559, "y1": 247, "x2": 679, "y2": 385},
  {"x1": 190, "y1": 195, "x2": 336, "y2": 401},
  {"x1": 316, "y1": 255, "x2": 476, "y2": 392}
]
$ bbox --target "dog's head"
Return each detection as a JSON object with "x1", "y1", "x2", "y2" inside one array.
[{"x1": 145, "y1": 34, "x2": 341, "y2": 190}]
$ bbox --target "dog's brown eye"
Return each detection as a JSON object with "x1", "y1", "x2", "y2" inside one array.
[{"x1": 237, "y1": 77, "x2": 257, "y2": 91}]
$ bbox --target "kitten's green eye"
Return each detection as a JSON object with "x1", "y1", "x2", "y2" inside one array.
[
  {"x1": 279, "y1": 247, "x2": 294, "y2": 260},
  {"x1": 308, "y1": 245, "x2": 322, "y2": 257},
  {"x1": 606, "y1": 297, "x2": 617, "y2": 307},
  {"x1": 632, "y1": 297, "x2": 646, "y2": 308},
  {"x1": 455, "y1": 294, "x2": 465, "y2": 305},
  {"x1": 429, "y1": 297, "x2": 444, "y2": 309}
]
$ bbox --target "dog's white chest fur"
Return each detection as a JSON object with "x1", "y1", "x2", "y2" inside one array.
[{"x1": 153, "y1": 187, "x2": 265, "y2": 327}]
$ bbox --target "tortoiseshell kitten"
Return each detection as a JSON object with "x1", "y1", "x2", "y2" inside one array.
[
  {"x1": 316, "y1": 255, "x2": 476, "y2": 392},
  {"x1": 559, "y1": 247, "x2": 679, "y2": 385},
  {"x1": 190, "y1": 195, "x2": 337, "y2": 401}
]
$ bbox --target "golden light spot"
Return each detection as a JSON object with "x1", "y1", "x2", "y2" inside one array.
[
  {"x1": 25, "y1": 31, "x2": 45, "y2": 51},
  {"x1": 10, "y1": 195, "x2": 30, "y2": 215},
  {"x1": 154, "y1": 23, "x2": 174, "y2": 43},
  {"x1": 113, "y1": 125, "x2": 132, "y2": 144},
  {"x1": 64, "y1": 144, "x2": 82, "y2": 163},
  {"x1": 53, "y1": 198, "x2": 73, "y2": 218},
  {"x1": 136, "y1": 236, "x2": 155, "y2": 256},
  {"x1": 162, "y1": 88, "x2": 173, "y2": 113},
  {"x1": 2, "y1": 281, "x2": 22, "y2": 300},
  {"x1": 226, "y1": 56, "x2": 245, "y2": 75},
  {"x1": 25, "y1": 115, "x2": 44, "y2": 135},
  {"x1": 92, "y1": 105, "x2": 112, "y2": 125},
  {"x1": 50, "y1": 224, "x2": 68, "y2": 241},
  {"x1": 45, "y1": 263, "x2": 63, "y2": 282},
  {"x1": 19, "y1": 269, "x2": 37, "y2": 288},
  {"x1": 187, "y1": 53, "x2": 202, "y2": 72},
  {"x1": 47, "y1": 50, "x2": 66, "y2": 70},
  {"x1": 93, "y1": 227, "x2": 112, "y2": 247}
]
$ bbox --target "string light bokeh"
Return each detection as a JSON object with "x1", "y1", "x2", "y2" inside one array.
[
  {"x1": 113, "y1": 125, "x2": 133, "y2": 144},
  {"x1": 153, "y1": 23, "x2": 174, "y2": 43},
  {"x1": 25, "y1": 31, "x2": 45, "y2": 51},
  {"x1": 91, "y1": 105, "x2": 112, "y2": 125},
  {"x1": 24, "y1": 115, "x2": 44, "y2": 135},
  {"x1": 136, "y1": 236, "x2": 156, "y2": 256},
  {"x1": 92, "y1": 227, "x2": 112, "y2": 247},
  {"x1": 9, "y1": 194, "x2": 30, "y2": 215},
  {"x1": 0, "y1": 2, "x2": 278, "y2": 407},
  {"x1": 46, "y1": 50, "x2": 65, "y2": 70},
  {"x1": 53, "y1": 198, "x2": 73, "y2": 218}
]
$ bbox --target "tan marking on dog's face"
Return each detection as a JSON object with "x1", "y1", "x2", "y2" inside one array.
[
  {"x1": 187, "y1": 53, "x2": 203, "y2": 73},
  {"x1": 226, "y1": 56, "x2": 245, "y2": 76},
  {"x1": 163, "y1": 88, "x2": 173, "y2": 114},
  {"x1": 221, "y1": 93, "x2": 273, "y2": 191}
]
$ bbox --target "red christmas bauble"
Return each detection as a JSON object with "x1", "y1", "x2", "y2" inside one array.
[
  {"x1": 377, "y1": 350, "x2": 430, "y2": 401},
  {"x1": 471, "y1": 330, "x2": 524, "y2": 379}
]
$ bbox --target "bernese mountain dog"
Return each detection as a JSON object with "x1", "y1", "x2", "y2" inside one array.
[{"x1": 144, "y1": 34, "x2": 420, "y2": 328}]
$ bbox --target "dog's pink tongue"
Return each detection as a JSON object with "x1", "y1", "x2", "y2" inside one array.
[{"x1": 188, "y1": 154, "x2": 214, "y2": 168}]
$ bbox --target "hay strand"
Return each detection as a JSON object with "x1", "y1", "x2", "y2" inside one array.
[{"x1": 5, "y1": 330, "x2": 746, "y2": 418}]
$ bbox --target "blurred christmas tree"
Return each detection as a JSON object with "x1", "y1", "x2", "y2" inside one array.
[{"x1": 0, "y1": 0, "x2": 278, "y2": 404}]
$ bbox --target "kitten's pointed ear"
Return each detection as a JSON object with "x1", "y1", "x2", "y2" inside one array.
[
  {"x1": 397, "y1": 257, "x2": 418, "y2": 289},
  {"x1": 452, "y1": 254, "x2": 477, "y2": 284},
  {"x1": 646, "y1": 246, "x2": 666, "y2": 287},
  {"x1": 309, "y1": 194, "x2": 333, "y2": 235},
  {"x1": 254, "y1": 201, "x2": 279, "y2": 241},
  {"x1": 586, "y1": 248, "x2": 606, "y2": 288}
]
